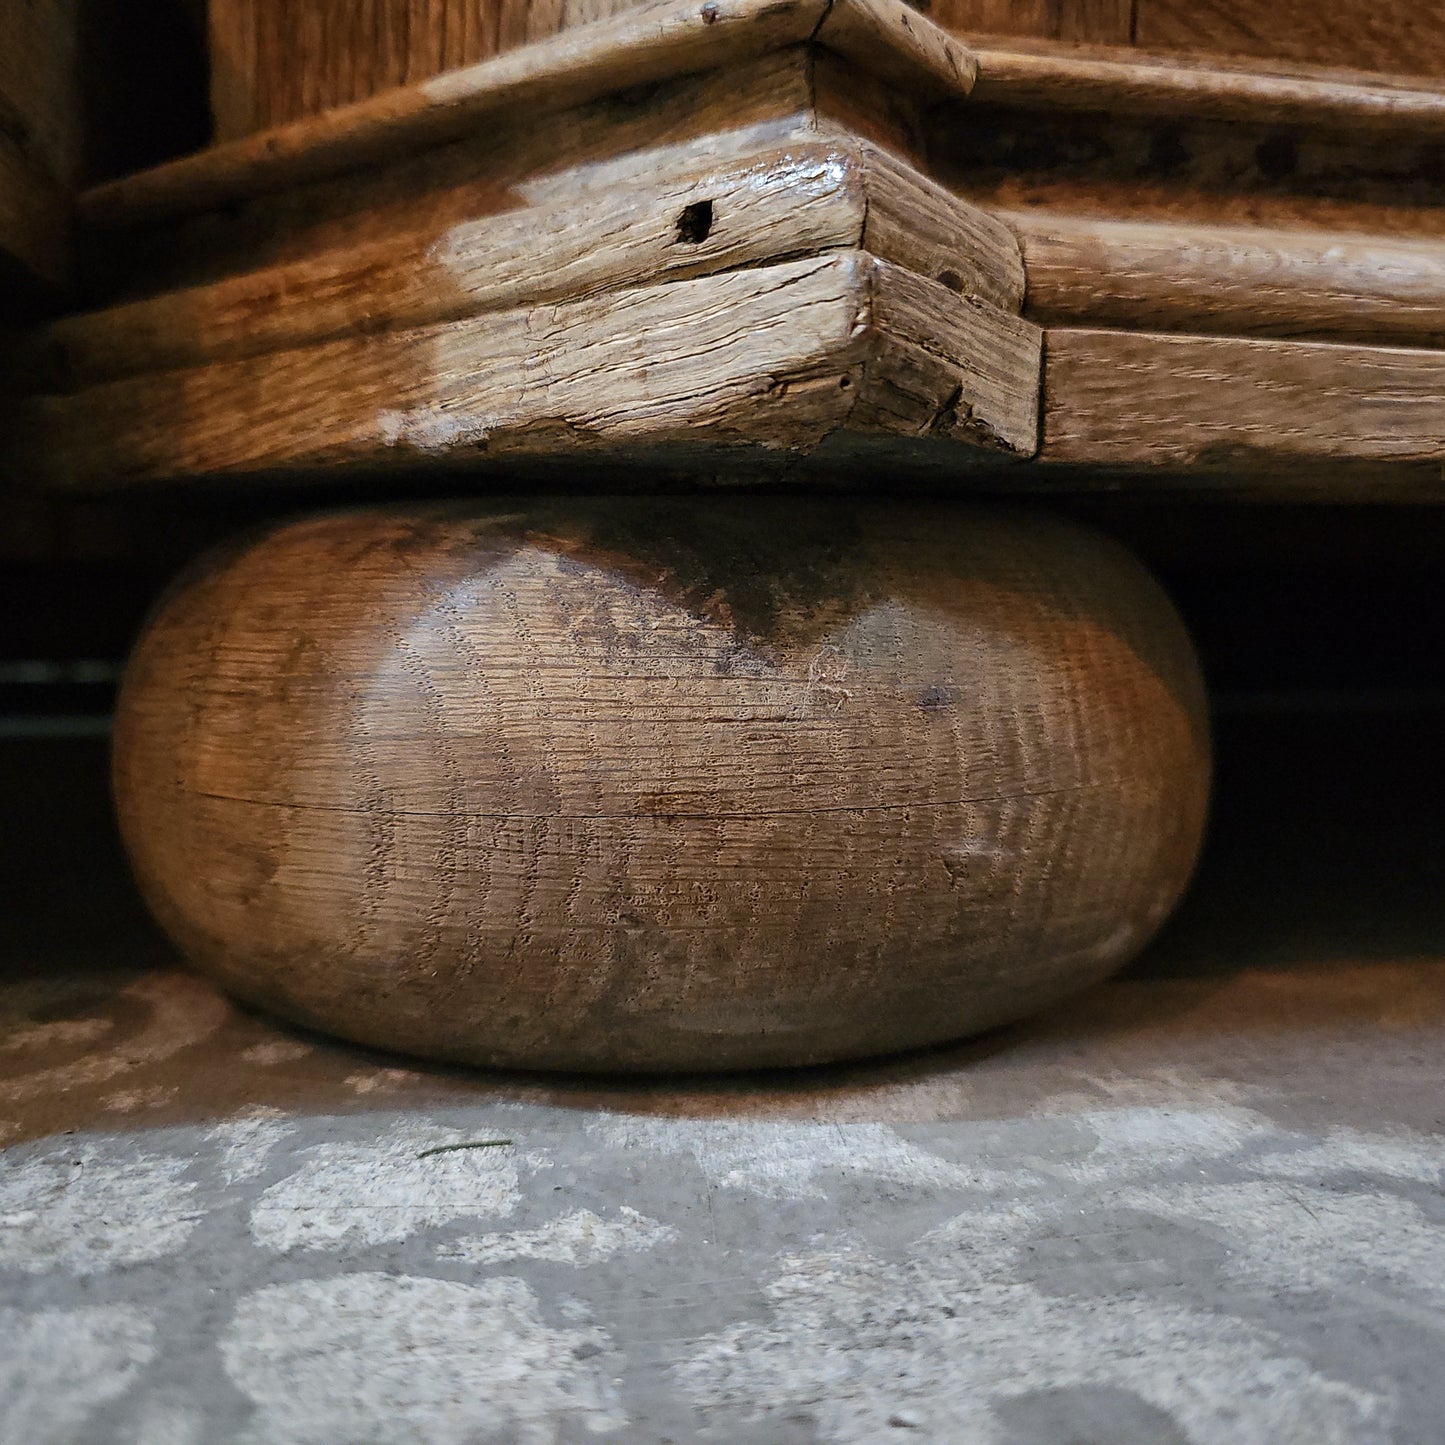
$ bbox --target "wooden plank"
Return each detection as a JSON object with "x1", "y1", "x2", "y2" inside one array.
[
  {"x1": 861, "y1": 144, "x2": 1024, "y2": 309},
  {"x1": 1042, "y1": 327, "x2": 1445, "y2": 469},
  {"x1": 930, "y1": 98, "x2": 1445, "y2": 237},
  {"x1": 12, "y1": 253, "x2": 1041, "y2": 489},
  {"x1": 1009, "y1": 210, "x2": 1445, "y2": 347},
  {"x1": 110, "y1": 47, "x2": 818, "y2": 302},
  {"x1": 17, "y1": 142, "x2": 1023, "y2": 392},
  {"x1": 82, "y1": 0, "x2": 979, "y2": 232},
  {"x1": 1135, "y1": 0, "x2": 1445, "y2": 81},
  {"x1": 85, "y1": 0, "x2": 829, "y2": 229},
  {"x1": 968, "y1": 39, "x2": 1445, "y2": 134}
]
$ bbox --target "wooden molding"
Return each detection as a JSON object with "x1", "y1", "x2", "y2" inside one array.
[
  {"x1": 10, "y1": 0, "x2": 1445, "y2": 496},
  {"x1": 82, "y1": 0, "x2": 976, "y2": 231},
  {"x1": 967, "y1": 37, "x2": 1445, "y2": 133},
  {"x1": 1009, "y1": 211, "x2": 1445, "y2": 348},
  {"x1": 15, "y1": 140, "x2": 1022, "y2": 393},
  {"x1": 14, "y1": 252, "x2": 1041, "y2": 489},
  {"x1": 1042, "y1": 327, "x2": 1445, "y2": 470}
]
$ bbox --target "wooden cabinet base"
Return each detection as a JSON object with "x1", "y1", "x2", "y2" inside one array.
[
  {"x1": 12, "y1": 0, "x2": 1445, "y2": 496},
  {"x1": 112, "y1": 499, "x2": 1209, "y2": 1072}
]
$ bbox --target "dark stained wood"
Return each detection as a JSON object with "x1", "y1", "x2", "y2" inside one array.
[
  {"x1": 0, "y1": 0, "x2": 82, "y2": 188},
  {"x1": 0, "y1": 138, "x2": 69, "y2": 297},
  {"x1": 112, "y1": 500, "x2": 1210, "y2": 1072},
  {"x1": 929, "y1": 100, "x2": 1445, "y2": 235},
  {"x1": 0, "y1": 0, "x2": 78, "y2": 299}
]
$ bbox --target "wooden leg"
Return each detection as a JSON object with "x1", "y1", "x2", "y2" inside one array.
[{"x1": 113, "y1": 498, "x2": 1210, "y2": 1072}]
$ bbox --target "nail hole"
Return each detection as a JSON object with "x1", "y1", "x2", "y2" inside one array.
[{"x1": 675, "y1": 200, "x2": 714, "y2": 244}]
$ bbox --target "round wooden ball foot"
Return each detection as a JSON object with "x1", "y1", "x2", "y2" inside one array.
[{"x1": 114, "y1": 500, "x2": 1209, "y2": 1073}]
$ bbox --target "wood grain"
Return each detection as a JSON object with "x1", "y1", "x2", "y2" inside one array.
[
  {"x1": 83, "y1": 0, "x2": 1445, "y2": 265},
  {"x1": 17, "y1": 141, "x2": 1023, "y2": 392},
  {"x1": 1009, "y1": 211, "x2": 1445, "y2": 346},
  {"x1": 85, "y1": 0, "x2": 829, "y2": 229},
  {"x1": 932, "y1": 0, "x2": 1445, "y2": 77},
  {"x1": 210, "y1": 0, "x2": 654, "y2": 139},
  {"x1": 815, "y1": 0, "x2": 977, "y2": 97},
  {"x1": 12, "y1": 253, "x2": 1042, "y2": 488},
  {"x1": 924, "y1": 0, "x2": 1134, "y2": 45},
  {"x1": 1042, "y1": 327, "x2": 1445, "y2": 469},
  {"x1": 100, "y1": 46, "x2": 818, "y2": 302},
  {"x1": 1135, "y1": 0, "x2": 1445, "y2": 80},
  {"x1": 204, "y1": 0, "x2": 975, "y2": 140},
  {"x1": 930, "y1": 98, "x2": 1445, "y2": 236},
  {"x1": 1056, "y1": 0, "x2": 1134, "y2": 45},
  {"x1": 967, "y1": 39, "x2": 1445, "y2": 133},
  {"x1": 83, "y1": 0, "x2": 978, "y2": 232},
  {"x1": 112, "y1": 499, "x2": 1209, "y2": 1071}
]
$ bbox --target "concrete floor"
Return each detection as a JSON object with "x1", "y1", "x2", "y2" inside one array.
[{"x1": 1, "y1": 712, "x2": 1443, "y2": 1444}]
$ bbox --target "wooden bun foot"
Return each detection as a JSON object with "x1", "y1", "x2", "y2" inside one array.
[{"x1": 114, "y1": 500, "x2": 1209, "y2": 1072}]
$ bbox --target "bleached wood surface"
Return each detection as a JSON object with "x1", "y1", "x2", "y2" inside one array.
[
  {"x1": 16, "y1": 252, "x2": 1040, "y2": 488},
  {"x1": 18, "y1": 141, "x2": 1024, "y2": 391}
]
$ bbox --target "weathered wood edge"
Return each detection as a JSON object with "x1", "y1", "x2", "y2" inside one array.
[
  {"x1": 84, "y1": 10, "x2": 1445, "y2": 238},
  {"x1": 15, "y1": 141, "x2": 1025, "y2": 394},
  {"x1": 859, "y1": 258, "x2": 1039, "y2": 454},
  {"x1": 814, "y1": 0, "x2": 975, "y2": 97},
  {"x1": 968, "y1": 37, "x2": 1445, "y2": 133},
  {"x1": 1041, "y1": 326, "x2": 1445, "y2": 471},
  {"x1": 12, "y1": 252, "x2": 1042, "y2": 491},
  {"x1": 78, "y1": 0, "x2": 977, "y2": 232},
  {"x1": 1007, "y1": 210, "x2": 1445, "y2": 348}
]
